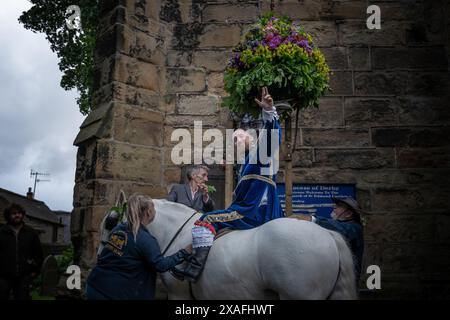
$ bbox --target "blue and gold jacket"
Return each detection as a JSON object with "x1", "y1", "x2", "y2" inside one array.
[{"x1": 200, "y1": 109, "x2": 284, "y2": 231}]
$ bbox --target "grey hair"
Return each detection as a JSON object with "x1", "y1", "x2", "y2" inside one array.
[{"x1": 186, "y1": 165, "x2": 209, "y2": 181}]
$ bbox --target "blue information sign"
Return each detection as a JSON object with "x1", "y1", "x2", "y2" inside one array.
[{"x1": 277, "y1": 184, "x2": 356, "y2": 218}]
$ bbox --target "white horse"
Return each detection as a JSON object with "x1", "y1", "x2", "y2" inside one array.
[
  {"x1": 99, "y1": 199, "x2": 357, "y2": 299},
  {"x1": 152, "y1": 200, "x2": 357, "y2": 299}
]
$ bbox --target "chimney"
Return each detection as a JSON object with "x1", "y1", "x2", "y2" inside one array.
[{"x1": 26, "y1": 187, "x2": 34, "y2": 199}]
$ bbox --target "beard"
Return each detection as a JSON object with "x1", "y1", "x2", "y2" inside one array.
[{"x1": 8, "y1": 217, "x2": 24, "y2": 226}]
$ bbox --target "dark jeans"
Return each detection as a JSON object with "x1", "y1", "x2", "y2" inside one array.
[{"x1": 0, "y1": 276, "x2": 32, "y2": 300}]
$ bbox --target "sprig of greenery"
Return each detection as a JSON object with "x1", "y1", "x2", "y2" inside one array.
[
  {"x1": 206, "y1": 185, "x2": 217, "y2": 194},
  {"x1": 110, "y1": 202, "x2": 127, "y2": 223}
]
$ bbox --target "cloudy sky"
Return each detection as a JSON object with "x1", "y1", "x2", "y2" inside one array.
[{"x1": 0, "y1": 1, "x2": 85, "y2": 211}]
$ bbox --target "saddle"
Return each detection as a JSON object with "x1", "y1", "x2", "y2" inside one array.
[{"x1": 214, "y1": 228, "x2": 234, "y2": 240}]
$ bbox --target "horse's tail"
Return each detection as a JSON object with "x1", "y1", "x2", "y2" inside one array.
[{"x1": 327, "y1": 231, "x2": 358, "y2": 300}]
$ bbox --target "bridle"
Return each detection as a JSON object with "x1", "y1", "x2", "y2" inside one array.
[{"x1": 161, "y1": 211, "x2": 198, "y2": 255}]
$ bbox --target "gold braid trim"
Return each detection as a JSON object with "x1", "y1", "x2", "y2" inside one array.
[
  {"x1": 203, "y1": 211, "x2": 244, "y2": 224},
  {"x1": 238, "y1": 174, "x2": 276, "y2": 188}
]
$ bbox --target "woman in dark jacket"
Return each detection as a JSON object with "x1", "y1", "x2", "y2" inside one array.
[{"x1": 86, "y1": 194, "x2": 190, "y2": 300}]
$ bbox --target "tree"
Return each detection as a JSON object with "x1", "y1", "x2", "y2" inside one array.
[{"x1": 19, "y1": 0, "x2": 98, "y2": 115}]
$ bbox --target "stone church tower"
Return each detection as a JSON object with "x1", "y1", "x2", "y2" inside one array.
[{"x1": 73, "y1": 0, "x2": 450, "y2": 298}]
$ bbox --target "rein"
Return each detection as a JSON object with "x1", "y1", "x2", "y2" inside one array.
[{"x1": 162, "y1": 211, "x2": 197, "y2": 255}]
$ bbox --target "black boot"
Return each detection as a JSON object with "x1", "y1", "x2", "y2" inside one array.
[{"x1": 170, "y1": 246, "x2": 211, "y2": 282}]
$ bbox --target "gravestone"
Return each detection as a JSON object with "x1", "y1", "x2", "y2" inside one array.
[{"x1": 40, "y1": 255, "x2": 59, "y2": 296}]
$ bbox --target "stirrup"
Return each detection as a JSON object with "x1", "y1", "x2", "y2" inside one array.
[{"x1": 169, "y1": 267, "x2": 186, "y2": 281}]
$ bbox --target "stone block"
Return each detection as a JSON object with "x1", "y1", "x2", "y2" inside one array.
[
  {"x1": 207, "y1": 72, "x2": 226, "y2": 96},
  {"x1": 86, "y1": 180, "x2": 168, "y2": 206},
  {"x1": 292, "y1": 148, "x2": 314, "y2": 168},
  {"x1": 359, "y1": 169, "x2": 450, "y2": 187},
  {"x1": 397, "y1": 147, "x2": 450, "y2": 168},
  {"x1": 372, "y1": 47, "x2": 448, "y2": 70},
  {"x1": 202, "y1": 3, "x2": 259, "y2": 23},
  {"x1": 314, "y1": 148, "x2": 395, "y2": 169},
  {"x1": 130, "y1": 30, "x2": 166, "y2": 65},
  {"x1": 407, "y1": 72, "x2": 450, "y2": 96},
  {"x1": 299, "y1": 97, "x2": 343, "y2": 127},
  {"x1": 95, "y1": 140, "x2": 163, "y2": 184},
  {"x1": 399, "y1": 97, "x2": 450, "y2": 125},
  {"x1": 83, "y1": 206, "x2": 111, "y2": 232},
  {"x1": 321, "y1": 47, "x2": 348, "y2": 70},
  {"x1": 371, "y1": 127, "x2": 450, "y2": 147},
  {"x1": 114, "y1": 55, "x2": 160, "y2": 91},
  {"x1": 260, "y1": 0, "x2": 322, "y2": 20},
  {"x1": 113, "y1": 103, "x2": 164, "y2": 146},
  {"x1": 321, "y1": 0, "x2": 366, "y2": 20},
  {"x1": 328, "y1": 71, "x2": 353, "y2": 95},
  {"x1": 80, "y1": 231, "x2": 100, "y2": 268},
  {"x1": 354, "y1": 72, "x2": 407, "y2": 96},
  {"x1": 167, "y1": 50, "x2": 193, "y2": 67},
  {"x1": 193, "y1": 50, "x2": 231, "y2": 72},
  {"x1": 435, "y1": 214, "x2": 450, "y2": 243},
  {"x1": 198, "y1": 24, "x2": 241, "y2": 48},
  {"x1": 344, "y1": 98, "x2": 398, "y2": 127},
  {"x1": 73, "y1": 182, "x2": 95, "y2": 208},
  {"x1": 172, "y1": 23, "x2": 204, "y2": 49},
  {"x1": 164, "y1": 114, "x2": 219, "y2": 127},
  {"x1": 301, "y1": 21, "x2": 337, "y2": 47},
  {"x1": 302, "y1": 128, "x2": 370, "y2": 147},
  {"x1": 365, "y1": 214, "x2": 434, "y2": 242},
  {"x1": 96, "y1": 23, "x2": 131, "y2": 61},
  {"x1": 176, "y1": 95, "x2": 220, "y2": 115},
  {"x1": 164, "y1": 167, "x2": 182, "y2": 185},
  {"x1": 167, "y1": 68, "x2": 206, "y2": 93},
  {"x1": 348, "y1": 47, "x2": 370, "y2": 70},
  {"x1": 372, "y1": 187, "x2": 449, "y2": 212},
  {"x1": 340, "y1": 21, "x2": 405, "y2": 46},
  {"x1": 70, "y1": 208, "x2": 84, "y2": 235}
]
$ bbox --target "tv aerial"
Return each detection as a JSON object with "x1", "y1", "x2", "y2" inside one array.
[{"x1": 30, "y1": 169, "x2": 51, "y2": 197}]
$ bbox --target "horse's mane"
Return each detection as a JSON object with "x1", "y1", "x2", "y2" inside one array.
[{"x1": 153, "y1": 199, "x2": 198, "y2": 218}]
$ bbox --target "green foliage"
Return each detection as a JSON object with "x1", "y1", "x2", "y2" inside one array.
[
  {"x1": 19, "y1": 0, "x2": 98, "y2": 115},
  {"x1": 223, "y1": 12, "x2": 330, "y2": 117},
  {"x1": 206, "y1": 185, "x2": 217, "y2": 194},
  {"x1": 110, "y1": 202, "x2": 127, "y2": 223},
  {"x1": 55, "y1": 245, "x2": 74, "y2": 274}
]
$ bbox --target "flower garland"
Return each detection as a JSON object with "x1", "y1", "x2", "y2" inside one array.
[{"x1": 222, "y1": 13, "x2": 330, "y2": 117}]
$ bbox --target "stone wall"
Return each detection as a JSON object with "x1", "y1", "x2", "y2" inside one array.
[{"x1": 73, "y1": 0, "x2": 450, "y2": 298}]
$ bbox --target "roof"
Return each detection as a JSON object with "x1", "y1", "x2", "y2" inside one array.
[
  {"x1": 53, "y1": 210, "x2": 71, "y2": 215},
  {"x1": 0, "y1": 188, "x2": 61, "y2": 225}
]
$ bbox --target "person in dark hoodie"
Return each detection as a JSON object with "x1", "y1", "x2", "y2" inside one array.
[
  {"x1": 86, "y1": 194, "x2": 191, "y2": 300},
  {"x1": 293, "y1": 197, "x2": 364, "y2": 282},
  {"x1": 0, "y1": 203, "x2": 43, "y2": 300}
]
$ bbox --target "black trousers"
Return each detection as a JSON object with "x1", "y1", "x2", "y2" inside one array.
[{"x1": 0, "y1": 276, "x2": 32, "y2": 300}]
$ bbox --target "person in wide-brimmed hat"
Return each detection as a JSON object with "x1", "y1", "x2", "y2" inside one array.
[{"x1": 293, "y1": 197, "x2": 364, "y2": 282}]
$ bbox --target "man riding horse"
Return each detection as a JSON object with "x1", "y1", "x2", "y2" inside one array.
[{"x1": 172, "y1": 87, "x2": 284, "y2": 282}]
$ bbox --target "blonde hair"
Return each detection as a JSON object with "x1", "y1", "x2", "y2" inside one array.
[{"x1": 125, "y1": 194, "x2": 155, "y2": 241}]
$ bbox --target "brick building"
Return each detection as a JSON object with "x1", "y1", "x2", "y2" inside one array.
[{"x1": 72, "y1": 0, "x2": 450, "y2": 298}]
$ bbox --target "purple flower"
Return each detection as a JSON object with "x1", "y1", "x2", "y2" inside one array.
[
  {"x1": 268, "y1": 34, "x2": 282, "y2": 50},
  {"x1": 229, "y1": 52, "x2": 245, "y2": 69},
  {"x1": 298, "y1": 39, "x2": 309, "y2": 48}
]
